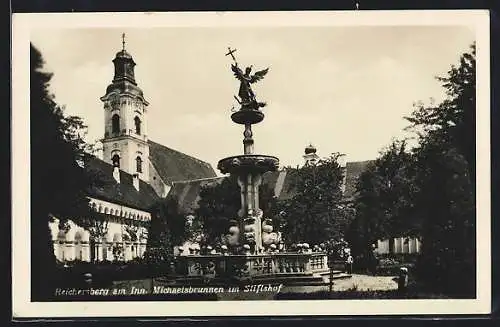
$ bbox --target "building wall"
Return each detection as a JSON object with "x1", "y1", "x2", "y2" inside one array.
[
  {"x1": 50, "y1": 197, "x2": 150, "y2": 263},
  {"x1": 374, "y1": 237, "x2": 421, "y2": 255},
  {"x1": 148, "y1": 160, "x2": 171, "y2": 198}
]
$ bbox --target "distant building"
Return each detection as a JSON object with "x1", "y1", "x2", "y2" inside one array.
[{"x1": 167, "y1": 145, "x2": 421, "y2": 256}]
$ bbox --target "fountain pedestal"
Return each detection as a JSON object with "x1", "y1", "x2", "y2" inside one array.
[{"x1": 217, "y1": 109, "x2": 279, "y2": 254}]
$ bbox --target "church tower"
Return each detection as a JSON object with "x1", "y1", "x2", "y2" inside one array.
[
  {"x1": 303, "y1": 143, "x2": 319, "y2": 166},
  {"x1": 100, "y1": 34, "x2": 150, "y2": 181}
]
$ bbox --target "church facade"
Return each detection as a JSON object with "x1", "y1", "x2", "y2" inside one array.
[{"x1": 49, "y1": 43, "x2": 217, "y2": 263}]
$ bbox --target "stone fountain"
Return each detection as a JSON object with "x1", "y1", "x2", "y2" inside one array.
[
  {"x1": 217, "y1": 59, "x2": 280, "y2": 255},
  {"x1": 173, "y1": 48, "x2": 349, "y2": 286}
]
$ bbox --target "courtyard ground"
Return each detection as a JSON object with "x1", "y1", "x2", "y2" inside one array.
[{"x1": 215, "y1": 274, "x2": 399, "y2": 300}]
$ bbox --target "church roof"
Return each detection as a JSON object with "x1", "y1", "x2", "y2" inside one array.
[
  {"x1": 148, "y1": 140, "x2": 218, "y2": 184},
  {"x1": 168, "y1": 177, "x2": 226, "y2": 213},
  {"x1": 167, "y1": 160, "x2": 373, "y2": 214},
  {"x1": 343, "y1": 160, "x2": 374, "y2": 201},
  {"x1": 85, "y1": 157, "x2": 159, "y2": 211}
]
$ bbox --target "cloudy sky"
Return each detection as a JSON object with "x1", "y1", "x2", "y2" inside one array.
[{"x1": 30, "y1": 25, "x2": 475, "y2": 173}]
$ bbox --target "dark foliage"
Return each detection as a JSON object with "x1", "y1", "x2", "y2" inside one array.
[
  {"x1": 144, "y1": 197, "x2": 187, "y2": 264},
  {"x1": 276, "y1": 154, "x2": 354, "y2": 246},
  {"x1": 347, "y1": 43, "x2": 476, "y2": 297},
  {"x1": 345, "y1": 141, "x2": 418, "y2": 265},
  {"x1": 195, "y1": 175, "x2": 277, "y2": 245},
  {"x1": 30, "y1": 44, "x2": 93, "y2": 299},
  {"x1": 407, "y1": 44, "x2": 476, "y2": 297}
]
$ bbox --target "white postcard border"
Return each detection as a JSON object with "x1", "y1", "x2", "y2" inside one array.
[{"x1": 12, "y1": 10, "x2": 491, "y2": 317}]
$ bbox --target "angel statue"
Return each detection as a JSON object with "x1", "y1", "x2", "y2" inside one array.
[{"x1": 231, "y1": 64, "x2": 269, "y2": 109}]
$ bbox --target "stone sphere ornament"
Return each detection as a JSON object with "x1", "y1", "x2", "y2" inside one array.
[
  {"x1": 243, "y1": 244, "x2": 251, "y2": 250},
  {"x1": 262, "y1": 232, "x2": 278, "y2": 245},
  {"x1": 244, "y1": 225, "x2": 255, "y2": 232},
  {"x1": 227, "y1": 234, "x2": 239, "y2": 246},
  {"x1": 229, "y1": 226, "x2": 239, "y2": 234},
  {"x1": 262, "y1": 224, "x2": 273, "y2": 233},
  {"x1": 244, "y1": 232, "x2": 255, "y2": 242}
]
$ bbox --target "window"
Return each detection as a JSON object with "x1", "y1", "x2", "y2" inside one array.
[
  {"x1": 112, "y1": 114, "x2": 120, "y2": 134},
  {"x1": 134, "y1": 116, "x2": 141, "y2": 135},
  {"x1": 112, "y1": 154, "x2": 120, "y2": 167},
  {"x1": 136, "y1": 156, "x2": 142, "y2": 173}
]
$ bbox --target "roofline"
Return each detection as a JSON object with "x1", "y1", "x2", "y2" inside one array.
[
  {"x1": 100, "y1": 90, "x2": 150, "y2": 106},
  {"x1": 148, "y1": 140, "x2": 216, "y2": 170},
  {"x1": 171, "y1": 176, "x2": 226, "y2": 184},
  {"x1": 86, "y1": 192, "x2": 156, "y2": 212}
]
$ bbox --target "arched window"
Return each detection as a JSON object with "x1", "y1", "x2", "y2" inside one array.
[
  {"x1": 134, "y1": 116, "x2": 141, "y2": 135},
  {"x1": 136, "y1": 156, "x2": 143, "y2": 173},
  {"x1": 112, "y1": 114, "x2": 120, "y2": 135},
  {"x1": 112, "y1": 154, "x2": 120, "y2": 167}
]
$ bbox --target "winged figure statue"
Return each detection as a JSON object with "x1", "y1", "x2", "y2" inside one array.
[{"x1": 231, "y1": 64, "x2": 269, "y2": 108}]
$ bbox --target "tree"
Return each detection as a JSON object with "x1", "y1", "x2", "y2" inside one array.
[
  {"x1": 346, "y1": 140, "x2": 418, "y2": 260},
  {"x1": 412, "y1": 136, "x2": 475, "y2": 296},
  {"x1": 350, "y1": 44, "x2": 476, "y2": 295},
  {"x1": 406, "y1": 44, "x2": 476, "y2": 297},
  {"x1": 406, "y1": 43, "x2": 476, "y2": 182},
  {"x1": 276, "y1": 153, "x2": 352, "y2": 246},
  {"x1": 145, "y1": 197, "x2": 187, "y2": 262},
  {"x1": 30, "y1": 44, "x2": 92, "y2": 299},
  {"x1": 195, "y1": 175, "x2": 278, "y2": 245}
]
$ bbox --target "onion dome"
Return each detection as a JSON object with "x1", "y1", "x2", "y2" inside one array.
[
  {"x1": 112, "y1": 48, "x2": 136, "y2": 85},
  {"x1": 102, "y1": 34, "x2": 149, "y2": 104},
  {"x1": 305, "y1": 143, "x2": 317, "y2": 155},
  {"x1": 115, "y1": 49, "x2": 133, "y2": 60}
]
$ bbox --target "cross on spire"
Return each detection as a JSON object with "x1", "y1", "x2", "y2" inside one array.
[
  {"x1": 225, "y1": 47, "x2": 237, "y2": 63},
  {"x1": 122, "y1": 33, "x2": 126, "y2": 51}
]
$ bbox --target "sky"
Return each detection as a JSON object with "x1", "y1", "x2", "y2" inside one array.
[{"x1": 30, "y1": 26, "x2": 475, "y2": 173}]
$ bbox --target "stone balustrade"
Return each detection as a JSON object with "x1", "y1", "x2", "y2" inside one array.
[{"x1": 176, "y1": 252, "x2": 329, "y2": 279}]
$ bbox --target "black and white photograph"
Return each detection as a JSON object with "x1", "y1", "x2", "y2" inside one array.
[{"x1": 12, "y1": 10, "x2": 490, "y2": 317}]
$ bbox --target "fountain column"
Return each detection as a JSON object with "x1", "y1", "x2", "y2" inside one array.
[{"x1": 217, "y1": 105, "x2": 279, "y2": 254}]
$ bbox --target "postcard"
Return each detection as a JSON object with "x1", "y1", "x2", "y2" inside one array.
[{"x1": 12, "y1": 10, "x2": 491, "y2": 318}]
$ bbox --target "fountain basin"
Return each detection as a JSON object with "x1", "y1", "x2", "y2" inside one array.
[
  {"x1": 231, "y1": 108, "x2": 264, "y2": 125},
  {"x1": 217, "y1": 154, "x2": 279, "y2": 174}
]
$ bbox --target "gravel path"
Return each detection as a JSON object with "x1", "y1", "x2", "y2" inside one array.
[
  {"x1": 282, "y1": 274, "x2": 398, "y2": 295},
  {"x1": 330, "y1": 274, "x2": 398, "y2": 291},
  {"x1": 111, "y1": 274, "x2": 399, "y2": 300}
]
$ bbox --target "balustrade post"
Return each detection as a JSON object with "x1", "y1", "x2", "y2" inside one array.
[{"x1": 305, "y1": 254, "x2": 312, "y2": 272}]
